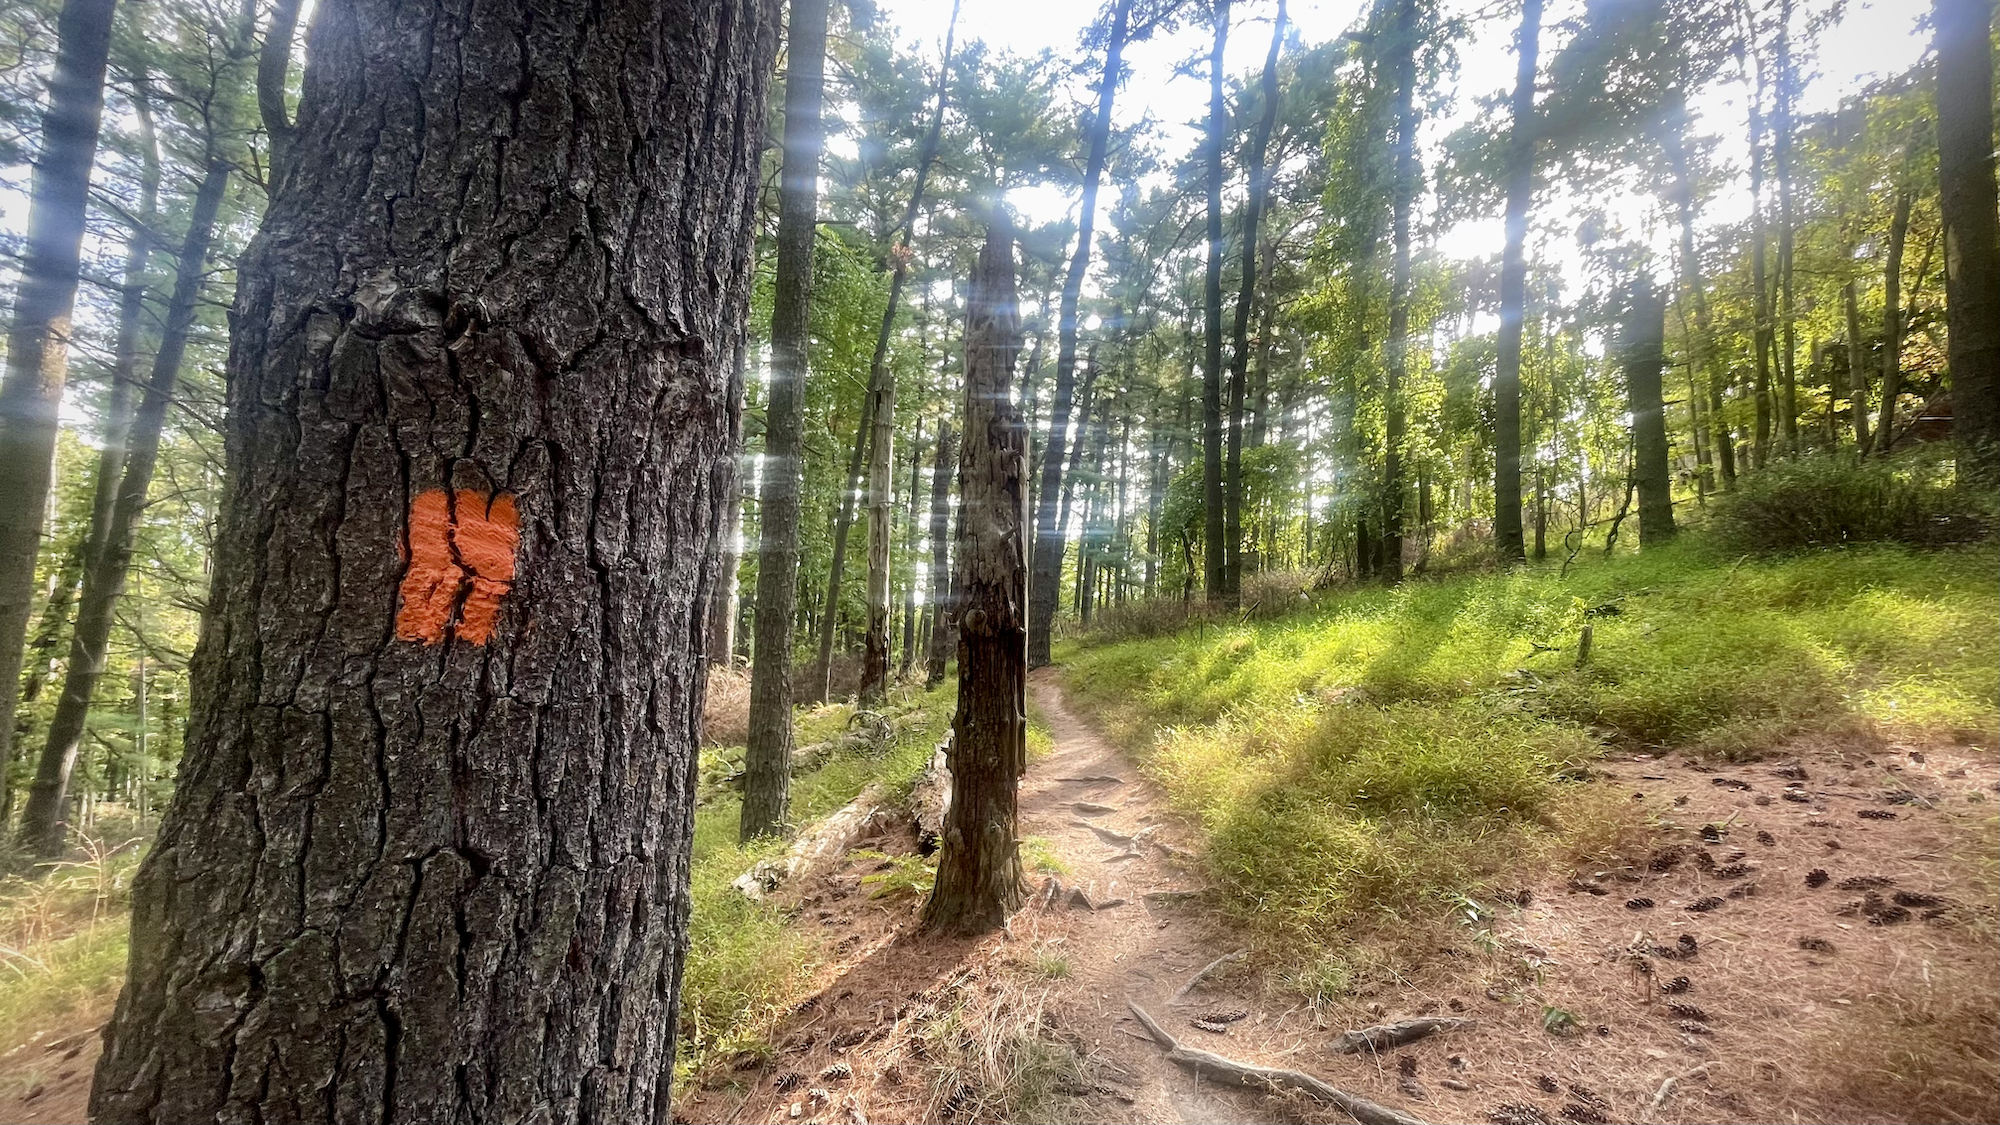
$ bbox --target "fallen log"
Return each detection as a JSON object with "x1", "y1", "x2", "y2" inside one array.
[
  {"x1": 1329, "y1": 1017, "x2": 1473, "y2": 1055},
  {"x1": 1125, "y1": 1002, "x2": 1430, "y2": 1125},
  {"x1": 732, "y1": 782, "x2": 895, "y2": 900}
]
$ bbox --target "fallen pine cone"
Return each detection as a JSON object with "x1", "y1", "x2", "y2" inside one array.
[
  {"x1": 1666, "y1": 1002, "x2": 1710, "y2": 1022},
  {"x1": 1797, "y1": 936, "x2": 1835, "y2": 953},
  {"x1": 1625, "y1": 897, "x2": 1655, "y2": 910},
  {"x1": 1857, "y1": 809, "x2": 1898, "y2": 821},
  {"x1": 1805, "y1": 869, "x2": 1830, "y2": 888},
  {"x1": 1195, "y1": 1008, "x2": 1249, "y2": 1024},
  {"x1": 1686, "y1": 896, "x2": 1725, "y2": 913},
  {"x1": 1660, "y1": 975, "x2": 1692, "y2": 994},
  {"x1": 1489, "y1": 1102, "x2": 1555, "y2": 1125},
  {"x1": 1190, "y1": 1018, "x2": 1231, "y2": 1034}
]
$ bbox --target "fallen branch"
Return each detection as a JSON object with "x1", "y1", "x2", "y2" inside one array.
[
  {"x1": 1329, "y1": 1017, "x2": 1474, "y2": 1055},
  {"x1": 1169, "y1": 948, "x2": 1247, "y2": 1005},
  {"x1": 910, "y1": 730, "x2": 953, "y2": 853},
  {"x1": 1126, "y1": 1002, "x2": 1429, "y2": 1125},
  {"x1": 732, "y1": 783, "x2": 894, "y2": 900}
]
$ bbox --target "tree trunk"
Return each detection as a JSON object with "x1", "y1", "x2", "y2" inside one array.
[
  {"x1": 18, "y1": 157, "x2": 228, "y2": 856},
  {"x1": 744, "y1": 0, "x2": 830, "y2": 841},
  {"x1": 924, "y1": 423, "x2": 959, "y2": 689},
  {"x1": 1874, "y1": 188, "x2": 1912, "y2": 454},
  {"x1": 1201, "y1": 1, "x2": 1230, "y2": 602},
  {"x1": 1935, "y1": 0, "x2": 2000, "y2": 474},
  {"x1": 1493, "y1": 0, "x2": 1542, "y2": 562},
  {"x1": 1382, "y1": 0, "x2": 1419, "y2": 584},
  {"x1": 1223, "y1": 0, "x2": 1285, "y2": 607},
  {"x1": 256, "y1": 0, "x2": 305, "y2": 187},
  {"x1": 1843, "y1": 280, "x2": 1871, "y2": 451},
  {"x1": 1665, "y1": 93, "x2": 1736, "y2": 490},
  {"x1": 1030, "y1": 0, "x2": 1132, "y2": 665},
  {"x1": 1775, "y1": 0, "x2": 1800, "y2": 455},
  {"x1": 1247, "y1": 239, "x2": 1278, "y2": 449},
  {"x1": 860, "y1": 344, "x2": 896, "y2": 703},
  {"x1": 900, "y1": 418, "x2": 924, "y2": 674},
  {"x1": 921, "y1": 214, "x2": 1027, "y2": 937},
  {"x1": 709, "y1": 343, "x2": 748, "y2": 668},
  {"x1": 0, "y1": 0, "x2": 118, "y2": 831},
  {"x1": 1747, "y1": 52, "x2": 1774, "y2": 467},
  {"x1": 818, "y1": 5, "x2": 962, "y2": 694},
  {"x1": 88, "y1": 1, "x2": 774, "y2": 1120},
  {"x1": 1623, "y1": 278, "x2": 1676, "y2": 547}
]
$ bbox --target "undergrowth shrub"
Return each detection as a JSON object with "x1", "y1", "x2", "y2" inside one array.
[{"x1": 1708, "y1": 450, "x2": 1994, "y2": 553}]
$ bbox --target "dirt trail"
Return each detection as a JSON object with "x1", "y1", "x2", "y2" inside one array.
[{"x1": 1017, "y1": 670, "x2": 1287, "y2": 1125}]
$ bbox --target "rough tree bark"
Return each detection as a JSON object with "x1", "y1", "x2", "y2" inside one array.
[
  {"x1": 18, "y1": 157, "x2": 229, "y2": 856},
  {"x1": 817, "y1": 3, "x2": 961, "y2": 696},
  {"x1": 1202, "y1": 1, "x2": 1230, "y2": 602},
  {"x1": 0, "y1": 0, "x2": 118, "y2": 831},
  {"x1": 1028, "y1": 0, "x2": 1132, "y2": 666},
  {"x1": 1934, "y1": 0, "x2": 2000, "y2": 475},
  {"x1": 88, "y1": 3, "x2": 776, "y2": 1122},
  {"x1": 1622, "y1": 278, "x2": 1676, "y2": 547},
  {"x1": 744, "y1": 0, "x2": 831, "y2": 841},
  {"x1": 1224, "y1": 0, "x2": 1286, "y2": 606},
  {"x1": 1381, "y1": 0, "x2": 1420, "y2": 583},
  {"x1": 1493, "y1": 0, "x2": 1542, "y2": 561},
  {"x1": 920, "y1": 213, "x2": 1027, "y2": 937}
]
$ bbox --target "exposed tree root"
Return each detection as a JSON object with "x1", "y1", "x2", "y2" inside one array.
[
  {"x1": 1126, "y1": 1002, "x2": 1431, "y2": 1125},
  {"x1": 1329, "y1": 1016, "x2": 1474, "y2": 1055}
]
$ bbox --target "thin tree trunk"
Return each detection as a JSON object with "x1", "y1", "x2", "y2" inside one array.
[
  {"x1": 19, "y1": 158, "x2": 229, "y2": 856},
  {"x1": 1747, "y1": 35, "x2": 1774, "y2": 466},
  {"x1": 1029, "y1": 0, "x2": 1132, "y2": 665},
  {"x1": 89, "y1": 2, "x2": 775, "y2": 1120},
  {"x1": 818, "y1": 5, "x2": 961, "y2": 692},
  {"x1": 1223, "y1": 0, "x2": 1285, "y2": 606},
  {"x1": 860, "y1": 340, "x2": 896, "y2": 702},
  {"x1": 921, "y1": 214, "x2": 1027, "y2": 937},
  {"x1": 1247, "y1": 239, "x2": 1278, "y2": 449},
  {"x1": 0, "y1": 0, "x2": 118, "y2": 825},
  {"x1": 1493, "y1": 0, "x2": 1542, "y2": 562},
  {"x1": 1874, "y1": 188, "x2": 1912, "y2": 454},
  {"x1": 743, "y1": 0, "x2": 831, "y2": 841},
  {"x1": 900, "y1": 418, "x2": 923, "y2": 674},
  {"x1": 924, "y1": 423, "x2": 960, "y2": 690},
  {"x1": 1382, "y1": 0, "x2": 1419, "y2": 584},
  {"x1": 1843, "y1": 280, "x2": 1870, "y2": 451},
  {"x1": 1623, "y1": 278, "x2": 1676, "y2": 547},
  {"x1": 1201, "y1": 1, "x2": 1230, "y2": 602},
  {"x1": 1775, "y1": 0, "x2": 1800, "y2": 455},
  {"x1": 1935, "y1": 0, "x2": 2000, "y2": 474},
  {"x1": 709, "y1": 341, "x2": 748, "y2": 668}
]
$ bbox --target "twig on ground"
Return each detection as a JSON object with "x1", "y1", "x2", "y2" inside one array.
[
  {"x1": 1169, "y1": 948, "x2": 1247, "y2": 1004},
  {"x1": 1329, "y1": 1017, "x2": 1474, "y2": 1055},
  {"x1": 1650, "y1": 1061, "x2": 1717, "y2": 1109},
  {"x1": 1126, "y1": 1002, "x2": 1430, "y2": 1125}
]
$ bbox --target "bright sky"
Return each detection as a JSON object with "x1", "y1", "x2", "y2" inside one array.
[{"x1": 875, "y1": 0, "x2": 1935, "y2": 301}]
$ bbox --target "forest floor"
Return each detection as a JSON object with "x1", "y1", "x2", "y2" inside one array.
[{"x1": 681, "y1": 671, "x2": 1999, "y2": 1125}]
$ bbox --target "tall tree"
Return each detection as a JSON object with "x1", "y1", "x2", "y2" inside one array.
[
  {"x1": 859, "y1": 320, "x2": 896, "y2": 702},
  {"x1": 921, "y1": 212, "x2": 1028, "y2": 936},
  {"x1": 0, "y1": 0, "x2": 118, "y2": 827},
  {"x1": 1934, "y1": 0, "x2": 2000, "y2": 474},
  {"x1": 1201, "y1": 0, "x2": 1230, "y2": 601},
  {"x1": 18, "y1": 156, "x2": 231, "y2": 856},
  {"x1": 744, "y1": 0, "x2": 832, "y2": 841},
  {"x1": 817, "y1": 4, "x2": 961, "y2": 698},
  {"x1": 1029, "y1": 0, "x2": 1135, "y2": 666},
  {"x1": 1223, "y1": 0, "x2": 1286, "y2": 605},
  {"x1": 1773, "y1": 0, "x2": 1799, "y2": 454},
  {"x1": 1874, "y1": 186, "x2": 1912, "y2": 454},
  {"x1": 923, "y1": 421, "x2": 959, "y2": 690},
  {"x1": 256, "y1": 0, "x2": 306, "y2": 186},
  {"x1": 1380, "y1": 0, "x2": 1420, "y2": 583},
  {"x1": 89, "y1": 2, "x2": 775, "y2": 1120},
  {"x1": 1623, "y1": 277, "x2": 1676, "y2": 546},
  {"x1": 1492, "y1": 0, "x2": 1543, "y2": 561}
]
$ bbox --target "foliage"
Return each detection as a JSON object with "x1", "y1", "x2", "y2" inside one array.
[{"x1": 1707, "y1": 451, "x2": 1995, "y2": 553}]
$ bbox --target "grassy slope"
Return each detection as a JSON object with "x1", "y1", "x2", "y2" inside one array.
[{"x1": 1061, "y1": 541, "x2": 1998, "y2": 969}]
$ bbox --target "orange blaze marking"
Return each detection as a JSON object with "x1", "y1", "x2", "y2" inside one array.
[{"x1": 395, "y1": 489, "x2": 520, "y2": 646}]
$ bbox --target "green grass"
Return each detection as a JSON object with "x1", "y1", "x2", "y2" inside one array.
[
  {"x1": 1060, "y1": 538, "x2": 1998, "y2": 976},
  {"x1": 0, "y1": 834, "x2": 145, "y2": 1054},
  {"x1": 676, "y1": 682, "x2": 956, "y2": 1085}
]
